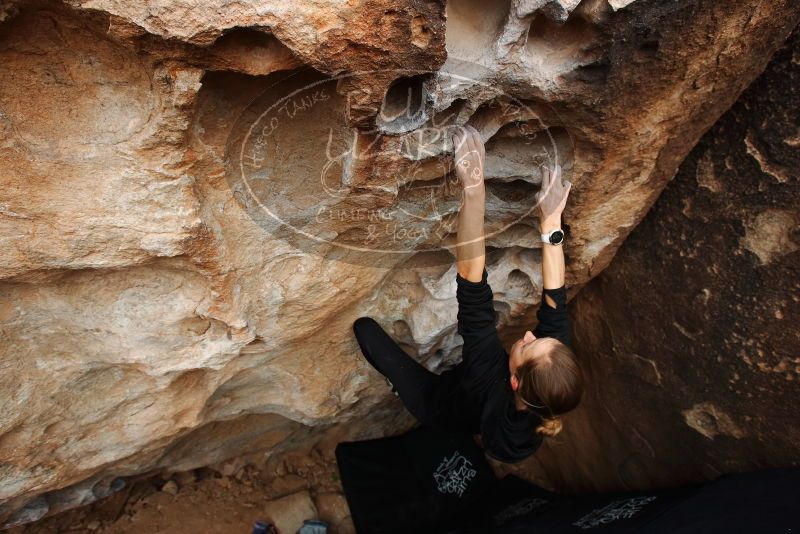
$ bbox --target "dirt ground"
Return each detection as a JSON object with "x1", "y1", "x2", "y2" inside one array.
[{"x1": 8, "y1": 449, "x2": 355, "y2": 534}]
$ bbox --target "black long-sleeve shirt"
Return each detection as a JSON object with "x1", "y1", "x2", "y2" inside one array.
[{"x1": 431, "y1": 269, "x2": 571, "y2": 463}]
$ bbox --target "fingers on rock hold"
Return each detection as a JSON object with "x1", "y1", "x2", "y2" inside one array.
[
  {"x1": 452, "y1": 128, "x2": 465, "y2": 151},
  {"x1": 541, "y1": 165, "x2": 551, "y2": 185}
]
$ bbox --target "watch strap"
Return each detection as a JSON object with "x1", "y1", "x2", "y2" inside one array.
[{"x1": 541, "y1": 229, "x2": 564, "y2": 245}]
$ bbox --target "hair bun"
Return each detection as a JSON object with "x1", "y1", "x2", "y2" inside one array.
[{"x1": 536, "y1": 416, "x2": 562, "y2": 437}]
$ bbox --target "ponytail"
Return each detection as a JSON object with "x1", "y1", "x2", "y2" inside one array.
[{"x1": 536, "y1": 416, "x2": 562, "y2": 437}]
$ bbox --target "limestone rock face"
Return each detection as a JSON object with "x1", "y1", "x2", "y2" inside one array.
[
  {"x1": 527, "y1": 28, "x2": 800, "y2": 492},
  {"x1": 1, "y1": 0, "x2": 798, "y2": 525}
]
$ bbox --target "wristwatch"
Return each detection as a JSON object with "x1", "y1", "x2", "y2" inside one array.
[{"x1": 541, "y1": 229, "x2": 565, "y2": 246}]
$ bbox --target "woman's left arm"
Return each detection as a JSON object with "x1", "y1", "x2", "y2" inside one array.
[{"x1": 452, "y1": 126, "x2": 486, "y2": 283}]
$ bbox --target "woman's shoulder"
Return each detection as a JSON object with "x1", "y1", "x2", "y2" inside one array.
[
  {"x1": 459, "y1": 338, "x2": 508, "y2": 389},
  {"x1": 478, "y1": 380, "x2": 543, "y2": 463}
]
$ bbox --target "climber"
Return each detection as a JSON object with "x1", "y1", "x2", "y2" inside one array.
[{"x1": 352, "y1": 126, "x2": 584, "y2": 463}]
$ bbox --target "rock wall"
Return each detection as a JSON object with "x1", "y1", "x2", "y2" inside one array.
[
  {"x1": 521, "y1": 26, "x2": 800, "y2": 493},
  {"x1": 1, "y1": 0, "x2": 799, "y2": 526}
]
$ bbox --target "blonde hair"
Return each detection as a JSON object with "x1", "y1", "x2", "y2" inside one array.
[
  {"x1": 516, "y1": 341, "x2": 583, "y2": 438},
  {"x1": 536, "y1": 417, "x2": 563, "y2": 437}
]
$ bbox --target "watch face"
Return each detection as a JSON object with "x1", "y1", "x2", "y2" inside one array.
[{"x1": 549, "y1": 230, "x2": 564, "y2": 244}]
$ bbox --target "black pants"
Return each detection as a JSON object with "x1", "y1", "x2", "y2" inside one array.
[{"x1": 353, "y1": 317, "x2": 442, "y2": 426}]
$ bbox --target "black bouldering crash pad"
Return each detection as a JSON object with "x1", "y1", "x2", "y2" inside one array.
[{"x1": 336, "y1": 427, "x2": 800, "y2": 533}]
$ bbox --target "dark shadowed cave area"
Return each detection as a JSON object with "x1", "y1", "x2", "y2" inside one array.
[{"x1": 528, "y1": 26, "x2": 800, "y2": 494}]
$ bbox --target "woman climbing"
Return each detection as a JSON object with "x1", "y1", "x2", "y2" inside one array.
[{"x1": 353, "y1": 126, "x2": 584, "y2": 463}]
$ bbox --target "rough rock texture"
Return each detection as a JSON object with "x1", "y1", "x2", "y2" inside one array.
[
  {"x1": 521, "y1": 27, "x2": 800, "y2": 493},
  {"x1": 1, "y1": 0, "x2": 799, "y2": 525}
]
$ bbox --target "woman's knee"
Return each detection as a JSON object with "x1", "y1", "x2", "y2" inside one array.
[{"x1": 352, "y1": 316, "x2": 379, "y2": 339}]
